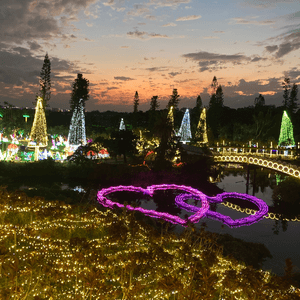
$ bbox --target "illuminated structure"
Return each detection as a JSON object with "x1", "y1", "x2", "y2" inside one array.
[
  {"x1": 0, "y1": 187, "x2": 298, "y2": 299},
  {"x1": 68, "y1": 98, "x2": 86, "y2": 147},
  {"x1": 214, "y1": 155, "x2": 300, "y2": 179},
  {"x1": 97, "y1": 184, "x2": 268, "y2": 227},
  {"x1": 119, "y1": 118, "x2": 126, "y2": 131},
  {"x1": 278, "y1": 110, "x2": 295, "y2": 146},
  {"x1": 167, "y1": 105, "x2": 174, "y2": 130},
  {"x1": 177, "y1": 109, "x2": 192, "y2": 144},
  {"x1": 196, "y1": 107, "x2": 208, "y2": 144},
  {"x1": 29, "y1": 96, "x2": 48, "y2": 146}
]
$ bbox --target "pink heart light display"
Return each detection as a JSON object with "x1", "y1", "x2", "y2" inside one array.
[
  {"x1": 97, "y1": 184, "x2": 209, "y2": 226},
  {"x1": 175, "y1": 192, "x2": 269, "y2": 228}
]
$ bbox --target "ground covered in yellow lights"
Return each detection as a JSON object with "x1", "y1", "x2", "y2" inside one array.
[{"x1": 0, "y1": 187, "x2": 299, "y2": 300}]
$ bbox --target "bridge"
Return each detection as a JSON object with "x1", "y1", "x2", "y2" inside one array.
[{"x1": 213, "y1": 154, "x2": 300, "y2": 179}]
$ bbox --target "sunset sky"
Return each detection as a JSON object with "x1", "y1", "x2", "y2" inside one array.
[{"x1": 0, "y1": 0, "x2": 299, "y2": 112}]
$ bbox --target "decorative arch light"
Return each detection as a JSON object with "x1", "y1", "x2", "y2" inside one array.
[
  {"x1": 214, "y1": 155, "x2": 300, "y2": 179},
  {"x1": 97, "y1": 184, "x2": 268, "y2": 228}
]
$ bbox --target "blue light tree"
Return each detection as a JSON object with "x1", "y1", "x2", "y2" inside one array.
[
  {"x1": 119, "y1": 118, "x2": 126, "y2": 131},
  {"x1": 177, "y1": 109, "x2": 192, "y2": 144},
  {"x1": 68, "y1": 98, "x2": 86, "y2": 147}
]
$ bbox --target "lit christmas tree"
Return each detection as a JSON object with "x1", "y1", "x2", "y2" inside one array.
[
  {"x1": 177, "y1": 109, "x2": 192, "y2": 144},
  {"x1": 278, "y1": 110, "x2": 295, "y2": 146},
  {"x1": 167, "y1": 106, "x2": 174, "y2": 131},
  {"x1": 68, "y1": 98, "x2": 86, "y2": 146},
  {"x1": 29, "y1": 96, "x2": 48, "y2": 146},
  {"x1": 119, "y1": 118, "x2": 126, "y2": 131},
  {"x1": 196, "y1": 107, "x2": 208, "y2": 144}
]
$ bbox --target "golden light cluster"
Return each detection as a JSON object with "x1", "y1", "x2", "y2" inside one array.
[{"x1": 0, "y1": 187, "x2": 299, "y2": 299}]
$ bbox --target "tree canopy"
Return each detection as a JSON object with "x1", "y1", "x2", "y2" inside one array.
[{"x1": 70, "y1": 74, "x2": 90, "y2": 111}]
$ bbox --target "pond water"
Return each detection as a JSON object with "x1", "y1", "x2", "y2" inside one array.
[
  {"x1": 100, "y1": 165, "x2": 300, "y2": 276},
  {"x1": 195, "y1": 166, "x2": 300, "y2": 276},
  {"x1": 17, "y1": 164, "x2": 300, "y2": 276}
]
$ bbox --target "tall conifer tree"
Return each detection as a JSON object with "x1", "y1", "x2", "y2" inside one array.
[
  {"x1": 150, "y1": 96, "x2": 159, "y2": 111},
  {"x1": 33, "y1": 53, "x2": 51, "y2": 108},
  {"x1": 167, "y1": 89, "x2": 180, "y2": 109},
  {"x1": 70, "y1": 74, "x2": 89, "y2": 111},
  {"x1": 282, "y1": 78, "x2": 290, "y2": 109},
  {"x1": 289, "y1": 83, "x2": 298, "y2": 113},
  {"x1": 133, "y1": 91, "x2": 139, "y2": 113}
]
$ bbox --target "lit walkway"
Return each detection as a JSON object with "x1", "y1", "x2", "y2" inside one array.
[{"x1": 214, "y1": 154, "x2": 300, "y2": 179}]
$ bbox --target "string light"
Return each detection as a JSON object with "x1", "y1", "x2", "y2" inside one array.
[
  {"x1": 196, "y1": 107, "x2": 208, "y2": 144},
  {"x1": 97, "y1": 184, "x2": 268, "y2": 227},
  {"x1": 278, "y1": 110, "x2": 295, "y2": 146},
  {"x1": 67, "y1": 98, "x2": 86, "y2": 147},
  {"x1": 29, "y1": 96, "x2": 48, "y2": 146},
  {"x1": 0, "y1": 187, "x2": 299, "y2": 299},
  {"x1": 177, "y1": 109, "x2": 192, "y2": 144}
]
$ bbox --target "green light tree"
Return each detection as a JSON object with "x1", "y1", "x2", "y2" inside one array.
[{"x1": 278, "y1": 110, "x2": 295, "y2": 146}]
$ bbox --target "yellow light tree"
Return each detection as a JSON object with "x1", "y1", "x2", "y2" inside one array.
[
  {"x1": 196, "y1": 107, "x2": 208, "y2": 144},
  {"x1": 30, "y1": 96, "x2": 48, "y2": 146},
  {"x1": 167, "y1": 106, "x2": 174, "y2": 131}
]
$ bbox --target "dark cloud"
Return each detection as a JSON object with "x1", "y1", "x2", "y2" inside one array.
[
  {"x1": 127, "y1": 30, "x2": 169, "y2": 39},
  {"x1": 263, "y1": 28, "x2": 300, "y2": 58},
  {"x1": 251, "y1": 56, "x2": 267, "y2": 62},
  {"x1": 265, "y1": 45, "x2": 278, "y2": 53},
  {"x1": 107, "y1": 87, "x2": 119, "y2": 90},
  {"x1": 145, "y1": 67, "x2": 168, "y2": 72},
  {"x1": 275, "y1": 40, "x2": 300, "y2": 58},
  {"x1": 223, "y1": 78, "x2": 282, "y2": 98},
  {"x1": 0, "y1": 0, "x2": 97, "y2": 46},
  {"x1": 241, "y1": 0, "x2": 297, "y2": 9},
  {"x1": 27, "y1": 41, "x2": 43, "y2": 51},
  {"x1": 284, "y1": 67, "x2": 300, "y2": 81},
  {"x1": 169, "y1": 72, "x2": 181, "y2": 77},
  {"x1": 114, "y1": 76, "x2": 135, "y2": 81},
  {"x1": 182, "y1": 51, "x2": 250, "y2": 72},
  {"x1": 148, "y1": 0, "x2": 192, "y2": 9}
]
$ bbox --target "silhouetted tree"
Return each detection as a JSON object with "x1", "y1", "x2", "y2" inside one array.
[
  {"x1": 211, "y1": 76, "x2": 218, "y2": 94},
  {"x1": 289, "y1": 83, "x2": 298, "y2": 113},
  {"x1": 70, "y1": 74, "x2": 90, "y2": 111},
  {"x1": 282, "y1": 77, "x2": 290, "y2": 109},
  {"x1": 150, "y1": 95, "x2": 159, "y2": 111},
  {"x1": 133, "y1": 91, "x2": 139, "y2": 113},
  {"x1": 215, "y1": 85, "x2": 224, "y2": 106},
  {"x1": 167, "y1": 89, "x2": 180, "y2": 110},
  {"x1": 34, "y1": 53, "x2": 51, "y2": 109},
  {"x1": 254, "y1": 94, "x2": 265, "y2": 108},
  {"x1": 195, "y1": 94, "x2": 203, "y2": 117}
]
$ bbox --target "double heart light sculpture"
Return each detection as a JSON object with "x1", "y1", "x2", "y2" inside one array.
[{"x1": 97, "y1": 184, "x2": 269, "y2": 228}]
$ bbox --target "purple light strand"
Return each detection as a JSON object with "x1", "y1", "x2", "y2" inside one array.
[
  {"x1": 175, "y1": 192, "x2": 268, "y2": 228},
  {"x1": 97, "y1": 184, "x2": 269, "y2": 227},
  {"x1": 97, "y1": 184, "x2": 209, "y2": 226}
]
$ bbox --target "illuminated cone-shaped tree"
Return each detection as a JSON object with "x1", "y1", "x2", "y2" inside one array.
[
  {"x1": 177, "y1": 109, "x2": 192, "y2": 143},
  {"x1": 29, "y1": 96, "x2": 48, "y2": 146},
  {"x1": 119, "y1": 118, "x2": 126, "y2": 131},
  {"x1": 68, "y1": 99, "x2": 86, "y2": 146},
  {"x1": 167, "y1": 106, "x2": 174, "y2": 132},
  {"x1": 278, "y1": 110, "x2": 295, "y2": 146},
  {"x1": 195, "y1": 107, "x2": 208, "y2": 144}
]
